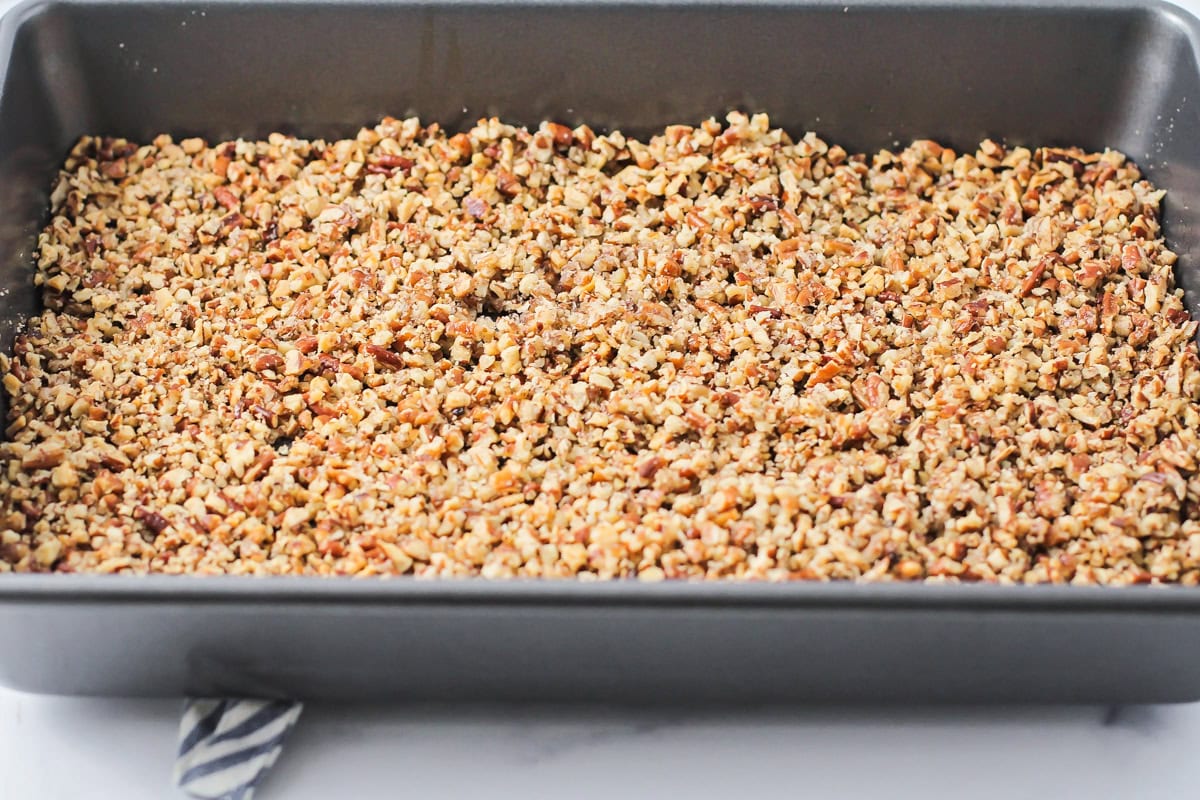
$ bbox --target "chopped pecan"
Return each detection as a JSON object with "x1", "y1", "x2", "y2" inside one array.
[
  {"x1": 212, "y1": 186, "x2": 238, "y2": 210},
  {"x1": 22, "y1": 444, "x2": 65, "y2": 470},
  {"x1": 252, "y1": 352, "x2": 284, "y2": 373},
  {"x1": 134, "y1": 507, "x2": 171, "y2": 536},
  {"x1": 546, "y1": 122, "x2": 573, "y2": 148},
  {"x1": 372, "y1": 153, "x2": 414, "y2": 173},
  {"x1": 807, "y1": 361, "x2": 843, "y2": 387},
  {"x1": 496, "y1": 170, "x2": 521, "y2": 197},
  {"x1": 464, "y1": 197, "x2": 488, "y2": 219},
  {"x1": 365, "y1": 343, "x2": 404, "y2": 370}
]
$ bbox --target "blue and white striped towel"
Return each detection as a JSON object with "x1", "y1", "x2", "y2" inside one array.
[{"x1": 174, "y1": 699, "x2": 304, "y2": 800}]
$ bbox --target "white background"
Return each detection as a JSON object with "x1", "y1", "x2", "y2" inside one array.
[{"x1": 5, "y1": 0, "x2": 1200, "y2": 797}]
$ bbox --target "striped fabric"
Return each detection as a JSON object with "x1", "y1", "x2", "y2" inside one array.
[{"x1": 174, "y1": 699, "x2": 304, "y2": 800}]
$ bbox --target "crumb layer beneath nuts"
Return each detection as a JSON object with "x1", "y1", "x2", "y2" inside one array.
[{"x1": 3, "y1": 113, "x2": 1200, "y2": 583}]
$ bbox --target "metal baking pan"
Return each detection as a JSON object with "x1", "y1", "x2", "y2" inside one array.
[{"x1": 2, "y1": 0, "x2": 1200, "y2": 704}]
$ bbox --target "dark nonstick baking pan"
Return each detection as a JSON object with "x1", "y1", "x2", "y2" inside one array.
[{"x1": 3, "y1": 0, "x2": 1200, "y2": 704}]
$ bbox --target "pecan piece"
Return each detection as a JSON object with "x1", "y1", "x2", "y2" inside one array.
[
  {"x1": 376, "y1": 153, "x2": 413, "y2": 170},
  {"x1": 464, "y1": 197, "x2": 488, "y2": 219},
  {"x1": 546, "y1": 122, "x2": 573, "y2": 148},
  {"x1": 638, "y1": 456, "x2": 664, "y2": 479},
  {"x1": 212, "y1": 186, "x2": 239, "y2": 210},
  {"x1": 748, "y1": 304, "x2": 782, "y2": 319},
  {"x1": 252, "y1": 352, "x2": 284, "y2": 373},
  {"x1": 1020, "y1": 260, "x2": 1047, "y2": 297},
  {"x1": 134, "y1": 507, "x2": 171, "y2": 536},
  {"x1": 807, "y1": 361, "x2": 843, "y2": 387},
  {"x1": 365, "y1": 343, "x2": 404, "y2": 370},
  {"x1": 22, "y1": 443, "x2": 65, "y2": 470},
  {"x1": 496, "y1": 170, "x2": 521, "y2": 197}
]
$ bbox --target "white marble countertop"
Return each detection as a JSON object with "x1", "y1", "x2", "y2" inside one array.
[
  {"x1": 6, "y1": 0, "x2": 1200, "y2": 796},
  {"x1": 3, "y1": 694, "x2": 1200, "y2": 798}
]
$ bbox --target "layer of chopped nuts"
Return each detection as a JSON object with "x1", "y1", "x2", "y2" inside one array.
[{"x1": 2, "y1": 112, "x2": 1200, "y2": 583}]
